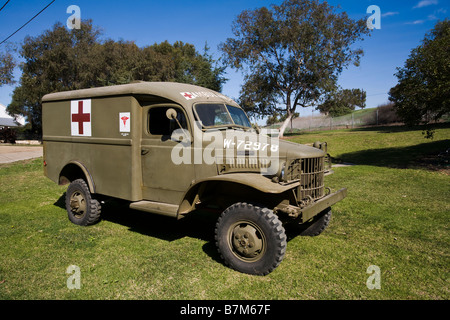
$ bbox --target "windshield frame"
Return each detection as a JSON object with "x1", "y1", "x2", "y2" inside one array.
[
  {"x1": 193, "y1": 103, "x2": 252, "y2": 130},
  {"x1": 226, "y1": 105, "x2": 252, "y2": 128}
]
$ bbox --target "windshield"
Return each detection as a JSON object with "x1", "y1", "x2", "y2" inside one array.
[
  {"x1": 194, "y1": 103, "x2": 251, "y2": 128},
  {"x1": 227, "y1": 105, "x2": 252, "y2": 127}
]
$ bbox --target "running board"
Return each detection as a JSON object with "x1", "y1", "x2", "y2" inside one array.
[{"x1": 129, "y1": 201, "x2": 179, "y2": 218}]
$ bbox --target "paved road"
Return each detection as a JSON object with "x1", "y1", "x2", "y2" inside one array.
[{"x1": 0, "y1": 145, "x2": 43, "y2": 164}]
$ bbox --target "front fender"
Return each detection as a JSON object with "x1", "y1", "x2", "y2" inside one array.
[
  {"x1": 197, "y1": 173, "x2": 300, "y2": 194},
  {"x1": 177, "y1": 173, "x2": 300, "y2": 217}
]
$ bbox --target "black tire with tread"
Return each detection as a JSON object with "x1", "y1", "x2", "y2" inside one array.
[
  {"x1": 215, "y1": 202, "x2": 287, "y2": 276},
  {"x1": 296, "y1": 207, "x2": 332, "y2": 237},
  {"x1": 65, "y1": 179, "x2": 101, "y2": 226}
]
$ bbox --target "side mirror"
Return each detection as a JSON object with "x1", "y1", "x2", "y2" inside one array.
[
  {"x1": 166, "y1": 108, "x2": 190, "y2": 143},
  {"x1": 166, "y1": 108, "x2": 177, "y2": 120}
]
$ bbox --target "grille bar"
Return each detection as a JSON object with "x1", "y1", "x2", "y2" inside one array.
[
  {"x1": 227, "y1": 158, "x2": 271, "y2": 169},
  {"x1": 299, "y1": 157, "x2": 324, "y2": 200},
  {"x1": 285, "y1": 157, "x2": 325, "y2": 201}
]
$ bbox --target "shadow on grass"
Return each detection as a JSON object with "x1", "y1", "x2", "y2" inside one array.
[
  {"x1": 347, "y1": 122, "x2": 450, "y2": 134},
  {"x1": 282, "y1": 122, "x2": 450, "y2": 137},
  {"x1": 54, "y1": 194, "x2": 313, "y2": 266},
  {"x1": 336, "y1": 139, "x2": 450, "y2": 169},
  {"x1": 54, "y1": 194, "x2": 224, "y2": 264}
]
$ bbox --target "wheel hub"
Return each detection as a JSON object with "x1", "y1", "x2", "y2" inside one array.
[
  {"x1": 231, "y1": 223, "x2": 263, "y2": 259},
  {"x1": 70, "y1": 191, "x2": 86, "y2": 216}
]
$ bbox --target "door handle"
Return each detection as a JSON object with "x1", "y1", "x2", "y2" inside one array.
[{"x1": 141, "y1": 148, "x2": 149, "y2": 155}]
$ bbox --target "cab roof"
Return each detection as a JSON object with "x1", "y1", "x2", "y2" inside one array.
[{"x1": 42, "y1": 81, "x2": 239, "y2": 108}]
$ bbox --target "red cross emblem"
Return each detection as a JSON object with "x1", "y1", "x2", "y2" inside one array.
[
  {"x1": 71, "y1": 101, "x2": 90, "y2": 135},
  {"x1": 180, "y1": 92, "x2": 195, "y2": 100},
  {"x1": 71, "y1": 100, "x2": 91, "y2": 136}
]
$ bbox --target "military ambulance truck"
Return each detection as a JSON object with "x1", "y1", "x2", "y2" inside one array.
[{"x1": 42, "y1": 81, "x2": 346, "y2": 275}]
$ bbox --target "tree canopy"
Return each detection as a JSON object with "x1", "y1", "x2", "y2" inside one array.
[
  {"x1": 7, "y1": 20, "x2": 226, "y2": 135},
  {"x1": 219, "y1": 0, "x2": 370, "y2": 136},
  {"x1": 389, "y1": 19, "x2": 449, "y2": 126},
  {"x1": 317, "y1": 88, "x2": 366, "y2": 117},
  {"x1": 0, "y1": 51, "x2": 15, "y2": 86}
]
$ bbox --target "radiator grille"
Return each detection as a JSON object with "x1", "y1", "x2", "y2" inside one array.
[
  {"x1": 227, "y1": 158, "x2": 271, "y2": 169},
  {"x1": 285, "y1": 157, "x2": 325, "y2": 200}
]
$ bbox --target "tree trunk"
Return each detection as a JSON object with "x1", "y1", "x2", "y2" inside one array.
[
  {"x1": 278, "y1": 93, "x2": 293, "y2": 138},
  {"x1": 278, "y1": 113, "x2": 293, "y2": 138}
]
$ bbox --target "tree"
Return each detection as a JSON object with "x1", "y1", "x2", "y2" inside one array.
[
  {"x1": 7, "y1": 20, "x2": 102, "y2": 135},
  {"x1": 137, "y1": 41, "x2": 226, "y2": 92},
  {"x1": 0, "y1": 51, "x2": 16, "y2": 86},
  {"x1": 317, "y1": 88, "x2": 366, "y2": 117},
  {"x1": 7, "y1": 20, "x2": 226, "y2": 135},
  {"x1": 219, "y1": 0, "x2": 370, "y2": 137},
  {"x1": 389, "y1": 20, "x2": 449, "y2": 127},
  {"x1": 265, "y1": 111, "x2": 299, "y2": 126}
]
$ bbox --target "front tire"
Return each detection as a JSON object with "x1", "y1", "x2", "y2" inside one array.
[
  {"x1": 297, "y1": 207, "x2": 332, "y2": 236},
  {"x1": 65, "y1": 179, "x2": 101, "y2": 226},
  {"x1": 215, "y1": 203, "x2": 287, "y2": 276}
]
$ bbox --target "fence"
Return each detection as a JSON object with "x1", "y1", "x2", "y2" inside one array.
[{"x1": 267, "y1": 106, "x2": 403, "y2": 133}]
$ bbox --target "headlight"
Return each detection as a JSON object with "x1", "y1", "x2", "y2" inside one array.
[
  {"x1": 279, "y1": 162, "x2": 286, "y2": 181},
  {"x1": 271, "y1": 162, "x2": 286, "y2": 183}
]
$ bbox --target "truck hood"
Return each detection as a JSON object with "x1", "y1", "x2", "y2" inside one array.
[
  {"x1": 278, "y1": 138, "x2": 325, "y2": 159},
  {"x1": 201, "y1": 129, "x2": 326, "y2": 176}
]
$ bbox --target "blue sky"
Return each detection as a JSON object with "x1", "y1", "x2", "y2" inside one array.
[{"x1": 0, "y1": 0, "x2": 448, "y2": 122}]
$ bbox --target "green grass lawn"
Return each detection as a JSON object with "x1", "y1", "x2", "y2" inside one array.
[{"x1": 0, "y1": 123, "x2": 449, "y2": 300}]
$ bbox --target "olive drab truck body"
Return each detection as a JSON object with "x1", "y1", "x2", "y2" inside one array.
[{"x1": 42, "y1": 82, "x2": 346, "y2": 275}]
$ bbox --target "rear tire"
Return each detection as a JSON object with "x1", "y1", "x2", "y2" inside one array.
[
  {"x1": 215, "y1": 202, "x2": 286, "y2": 276},
  {"x1": 65, "y1": 179, "x2": 101, "y2": 226}
]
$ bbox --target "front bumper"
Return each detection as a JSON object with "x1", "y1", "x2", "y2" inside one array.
[
  {"x1": 300, "y1": 188, "x2": 347, "y2": 222},
  {"x1": 274, "y1": 187, "x2": 347, "y2": 223}
]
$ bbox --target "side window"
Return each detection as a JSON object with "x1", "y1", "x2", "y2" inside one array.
[{"x1": 148, "y1": 107, "x2": 187, "y2": 136}]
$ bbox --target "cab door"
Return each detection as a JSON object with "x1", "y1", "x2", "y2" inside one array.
[{"x1": 141, "y1": 104, "x2": 195, "y2": 204}]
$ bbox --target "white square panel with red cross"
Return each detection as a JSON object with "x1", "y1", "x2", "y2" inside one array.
[{"x1": 71, "y1": 99, "x2": 91, "y2": 136}]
